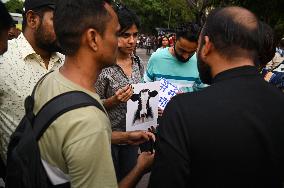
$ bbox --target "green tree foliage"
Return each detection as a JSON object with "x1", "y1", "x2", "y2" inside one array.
[
  {"x1": 125, "y1": 0, "x2": 284, "y2": 40},
  {"x1": 5, "y1": 0, "x2": 23, "y2": 14},
  {"x1": 185, "y1": 0, "x2": 212, "y2": 25},
  {"x1": 186, "y1": 0, "x2": 284, "y2": 43},
  {"x1": 121, "y1": 0, "x2": 195, "y2": 34},
  {"x1": 212, "y1": 0, "x2": 284, "y2": 41}
]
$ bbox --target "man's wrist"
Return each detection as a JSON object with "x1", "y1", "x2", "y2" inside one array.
[
  {"x1": 110, "y1": 95, "x2": 119, "y2": 106},
  {"x1": 125, "y1": 131, "x2": 131, "y2": 144},
  {"x1": 133, "y1": 162, "x2": 146, "y2": 175}
]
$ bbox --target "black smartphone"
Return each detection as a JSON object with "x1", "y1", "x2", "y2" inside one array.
[{"x1": 139, "y1": 138, "x2": 154, "y2": 154}]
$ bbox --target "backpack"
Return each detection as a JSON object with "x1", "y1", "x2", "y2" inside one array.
[
  {"x1": 5, "y1": 73, "x2": 106, "y2": 188},
  {"x1": 0, "y1": 156, "x2": 5, "y2": 180}
]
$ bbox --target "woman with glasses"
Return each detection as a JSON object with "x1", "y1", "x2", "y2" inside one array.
[{"x1": 95, "y1": 6, "x2": 146, "y2": 181}]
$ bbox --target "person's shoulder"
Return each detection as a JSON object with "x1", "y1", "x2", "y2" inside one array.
[
  {"x1": 69, "y1": 105, "x2": 108, "y2": 126},
  {"x1": 149, "y1": 48, "x2": 168, "y2": 62},
  {"x1": 190, "y1": 53, "x2": 197, "y2": 62},
  {"x1": 101, "y1": 65, "x2": 118, "y2": 74},
  {"x1": 0, "y1": 52, "x2": 11, "y2": 65},
  {"x1": 54, "y1": 105, "x2": 110, "y2": 143},
  {"x1": 164, "y1": 92, "x2": 193, "y2": 114},
  {"x1": 161, "y1": 89, "x2": 213, "y2": 131},
  {"x1": 169, "y1": 87, "x2": 213, "y2": 109},
  {"x1": 170, "y1": 91, "x2": 198, "y2": 104},
  {"x1": 70, "y1": 105, "x2": 109, "y2": 131},
  {"x1": 38, "y1": 70, "x2": 61, "y2": 88},
  {"x1": 155, "y1": 48, "x2": 162, "y2": 53},
  {"x1": 39, "y1": 104, "x2": 111, "y2": 163},
  {"x1": 0, "y1": 39, "x2": 23, "y2": 70},
  {"x1": 0, "y1": 35, "x2": 33, "y2": 66},
  {"x1": 0, "y1": 38, "x2": 19, "y2": 59},
  {"x1": 97, "y1": 66, "x2": 118, "y2": 79},
  {"x1": 7, "y1": 36, "x2": 20, "y2": 47}
]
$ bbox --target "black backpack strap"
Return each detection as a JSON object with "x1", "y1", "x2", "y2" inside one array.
[
  {"x1": 32, "y1": 71, "x2": 54, "y2": 98},
  {"x1": 25, "y1": 71, "x2": 55, "y2": 122},
  {"x1": 33, "y1": 91, "x2": 106, "y2": 141},
  {"x1": 24, "y1": 71, "x2": 53, "y2": 122}
]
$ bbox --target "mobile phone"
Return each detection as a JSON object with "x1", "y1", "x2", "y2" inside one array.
[{"x1": 139, "y1": 138, "x2": 154, "y2": 154}]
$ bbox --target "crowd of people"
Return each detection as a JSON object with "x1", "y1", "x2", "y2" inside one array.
[
  {"x1": 136, "y1": 34, "x2": 176, "y2": 56},
  {"x1": 0, "y1": 0, "x2": 284, "y2": 188}
]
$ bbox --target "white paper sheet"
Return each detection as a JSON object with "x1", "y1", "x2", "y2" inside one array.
[{"x1": 126, "y1": 81, "x2": 160, "y2": 131}]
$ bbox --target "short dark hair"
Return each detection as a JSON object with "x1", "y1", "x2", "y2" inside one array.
[
  {"x1": 0, "y1": 2, "x2": 13, "y2": 31},
  {"x1": 176, "y1": 22, "x2": 200, "y2": 42},
  {"x1": 201, "y1": 7, "x2": 260, "y2": 60},
  {"x1": 279, "y1": 38, "x2": 284, "y2": 49},
  {"x1": 22, "y1": 7, "x2": 53, "y2": 32},
  {"x1": 54, "y1": 0, "x2": 112, "y2": 55},
  {"x1": 116, "y1": 5, "x2": 140, "y2": 35},
  {"x1": 257, "y1": 21, "x2": 275, "y2": 67}
]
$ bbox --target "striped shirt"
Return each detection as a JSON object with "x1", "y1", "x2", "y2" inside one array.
[{"x1": 144, "y1": 47, "x2": 203, "y2": 92}]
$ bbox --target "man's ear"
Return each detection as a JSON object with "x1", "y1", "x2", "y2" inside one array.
[
  {"x1": 118, "y1": 37, "x2": 123, "y2": 48},
  {"x1": 26, "y1": 10, "x2": 40, "y2": 30},
  {"x1": 201, "y1": 36, "x2": 212, "y2": 57},
  {"x1": 86, "y1": 28, "x2": 100, "y2": 52}
]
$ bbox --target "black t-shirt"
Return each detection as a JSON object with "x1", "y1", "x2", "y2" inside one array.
[{"x1": 148, "y1": 66, "x2": 284, "y2": 188}]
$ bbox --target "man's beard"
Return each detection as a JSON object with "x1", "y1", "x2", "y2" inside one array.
[
  {"x1": 174, "y1": 45, "x2": 192, "y2": 63},
  {"x1": 34, "y1": 24, "x2": 61, "y2": 53},
  {"x1": 197, "y1": 49, "x2": 212, "y2": 85},
  {"x1": 0, "y1": 45, "x2": 7, "y2": 55}
]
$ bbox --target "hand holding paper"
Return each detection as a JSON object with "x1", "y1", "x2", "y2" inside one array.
[
  {"x1": 114, "y1": 84, "x2": 133, "y2": 103},
  {"x1": 126, "y1": 82, "x2": 160, "y2": 131},
  {"x1": 127, "y1": 131, "x2": 155, "y2": 145}
]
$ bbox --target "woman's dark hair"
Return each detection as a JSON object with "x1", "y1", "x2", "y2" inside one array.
[
  {"x1": 116, "y1": 6, "x2": 140, "y2": 34},
  {"x1": 0, "y1": 2, "x2": 13, "y2": 31},
  {"x1": 279, "y1": 38, "x2": 284, "y2": 49},
  {"x1": 54, "y1": 0, "x2": 112, "y2": 55},
  {"x1": 158, "y1": 36, "x2": 169, "y2": 48}
]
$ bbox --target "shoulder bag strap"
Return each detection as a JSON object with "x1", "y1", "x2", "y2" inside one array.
[{"x1": 33, "y1": 91, "x2": 106, "y2": 141}]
